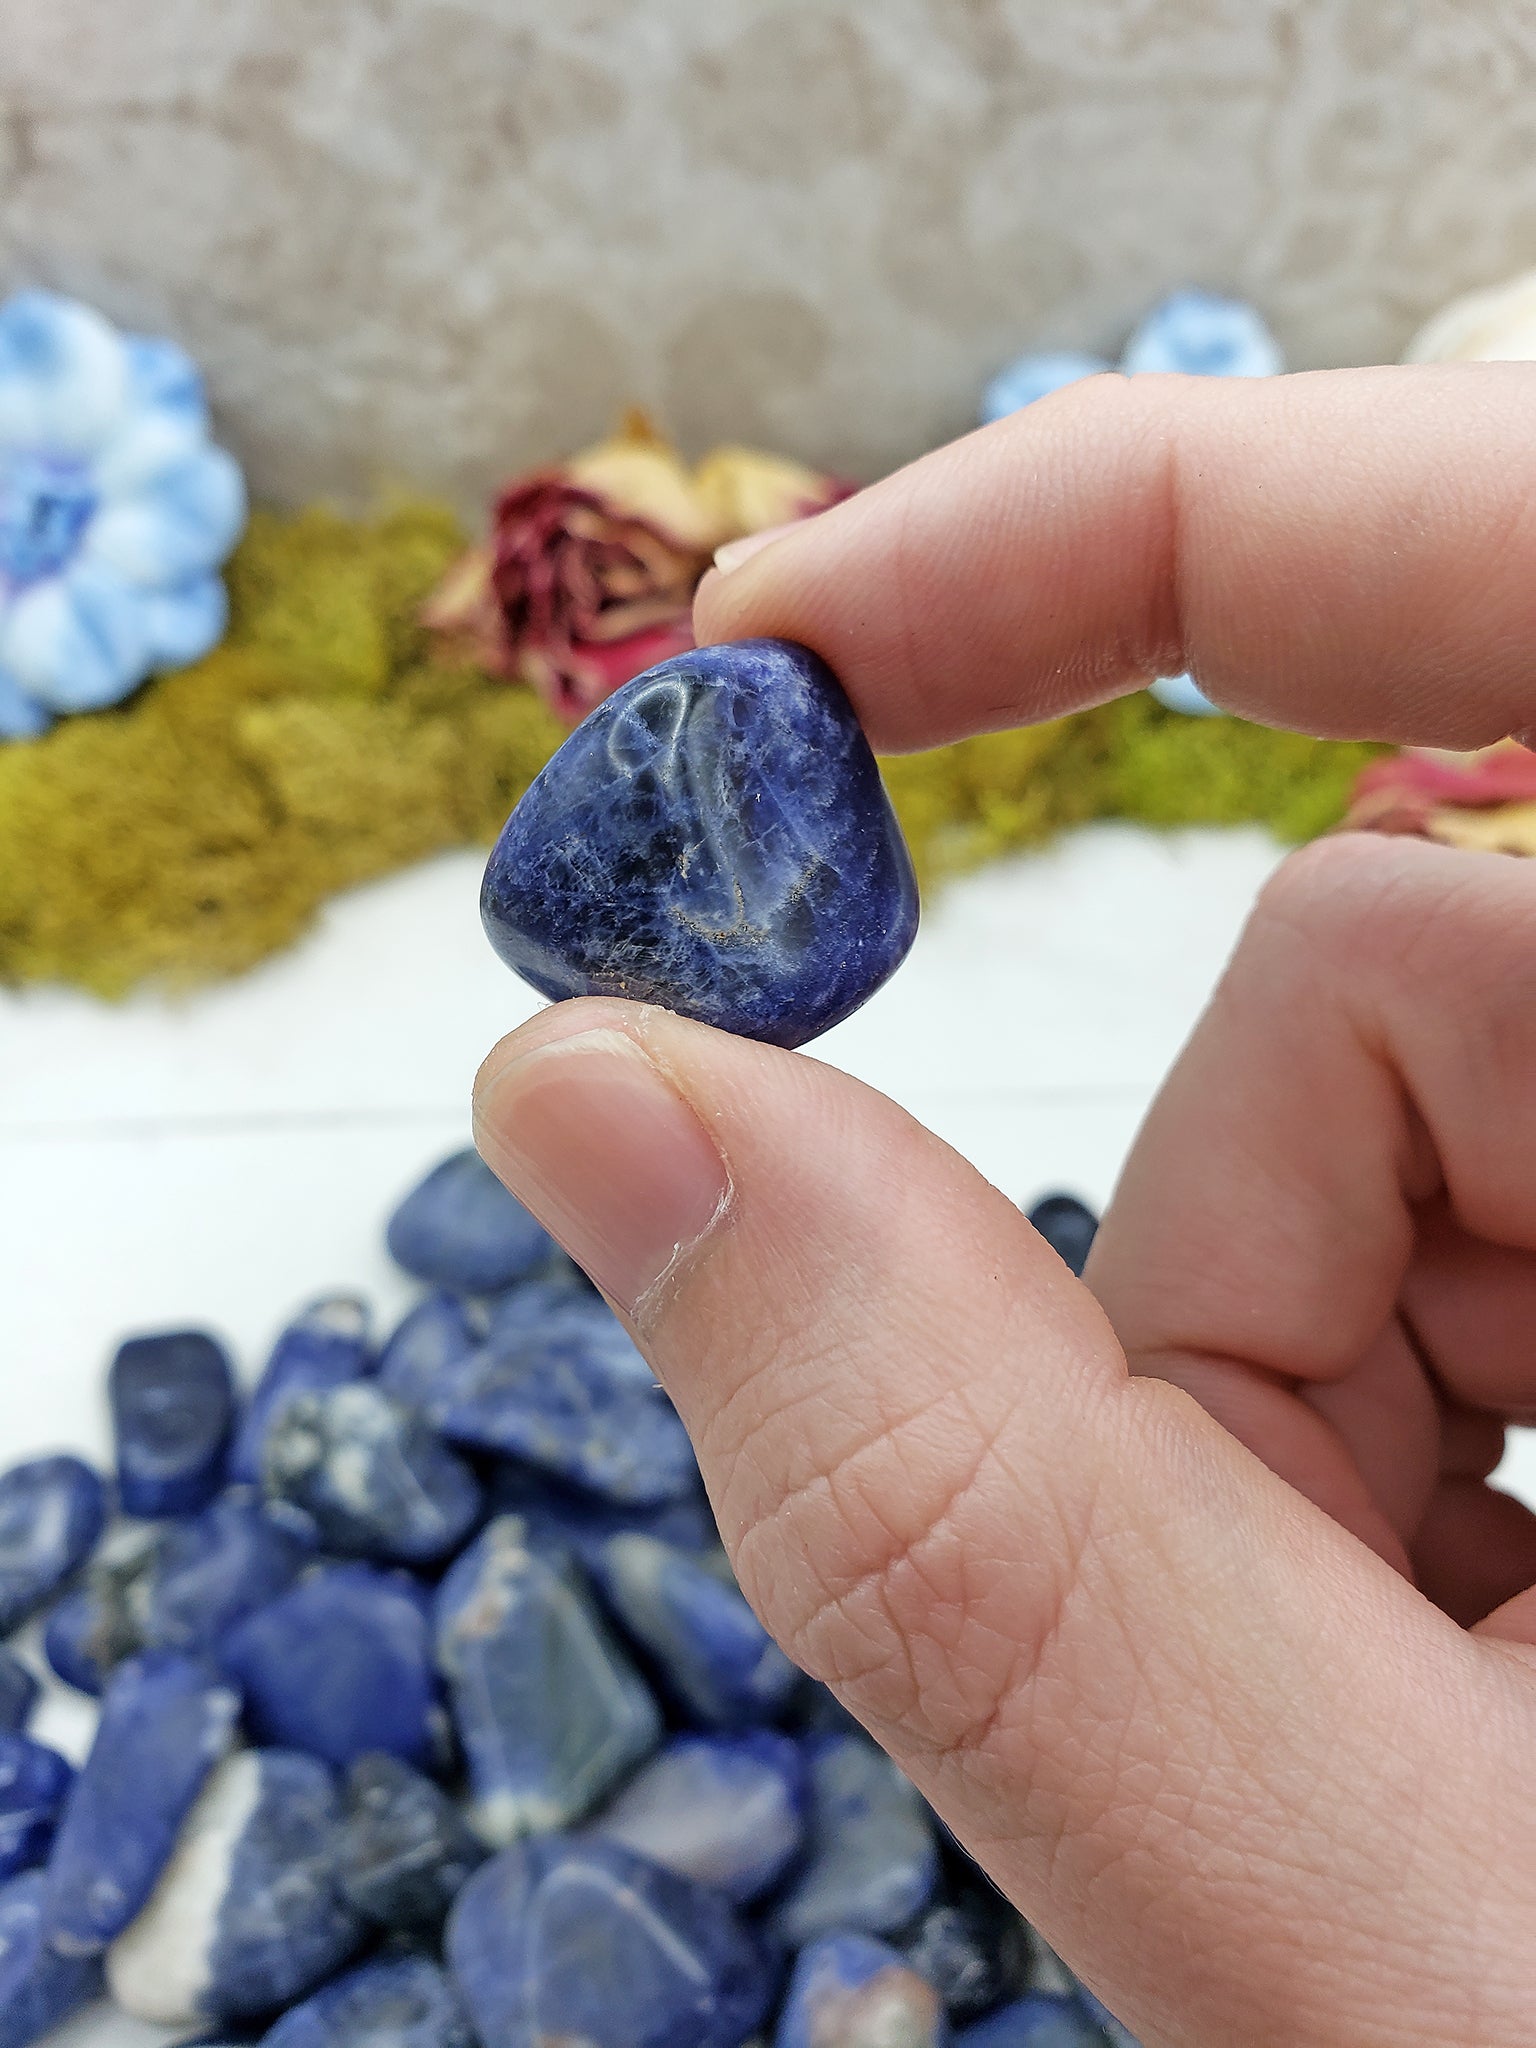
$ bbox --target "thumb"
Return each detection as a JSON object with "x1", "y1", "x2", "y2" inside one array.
[{"x1": 473, "y1": 997, "x2": 1536, "y2": 2047}]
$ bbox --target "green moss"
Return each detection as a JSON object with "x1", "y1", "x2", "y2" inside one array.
[{"x1": 0, "y1": 499, "x2": 1385, "y2": 997}]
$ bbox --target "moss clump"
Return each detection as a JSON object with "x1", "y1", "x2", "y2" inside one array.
[{"x1": 0, "y1": 498, "x2": 1385, "y2": 997}]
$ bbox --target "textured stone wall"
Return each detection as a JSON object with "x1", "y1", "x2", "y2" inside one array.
[{"x1": 2, "y1": 0, "x2": 1533, "y2": 512}]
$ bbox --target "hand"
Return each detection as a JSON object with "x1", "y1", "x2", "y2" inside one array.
[{"x1": 473, "y1": 366, "x2": 1536, "y2": 2047}]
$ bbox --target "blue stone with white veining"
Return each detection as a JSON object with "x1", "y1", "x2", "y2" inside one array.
[
  {"x1": 140, "y1": 1490, "x2": 315, "y2": 1659},
  {"x1": 437, "y1": 1282, "x2": 698, "y2": 1507},
  {"x1": 42, "y1": 1523, "x2": 162, "y2": 1695},
  {"x1": 263, "y1": 1955, "x2": 477, "y2": 2048},
  {"x1": 106, "y1": 1749, "x2": 362, "y2": 2026},
  {"x1": 109, "y1": 1329, "x2": 237, "y2": 1518},
  {"x1": 434, "y1": 1516, "x2": 660, "y2": 1842},
  {"x1": 0, "y1": 1454, "x2": 106, "y2": 1636},
  {"x1": 0, "y1": 1653, "x2": 36, "y2": 1736},
  {"x1": 957, "y1": 1994, "x2": 1113, "y2": 2047},
  {"x1": 589, "y1": 1730, "x2": 806, "y2": 1904},
  {"x1": 43, "y1": 1651, "x2": 240, "y2": 1954},
  {"x1": 775, "y1": 1933, "x2": 948, "y2": 2048},
  {"x1": 589, "y1": 1532, "x2": 800, "y2": 1728},
  {"x1": 447, "y1": 1835, "x2": 773, "y2": 2048},
  {"x1": 228, "y1": 1297, "x2": 373, "y2": 1486},
  {"x1": 0, "y1": 1737, "x2": 73, "y2": 1881},
  {"x1": 485, "y1": 1456, "x2": 718, "y2": 1562},
  {"x1": 0, "y1": 1870, "x2": 101, "y2": 2048},
  {"x1": 979, "y1": 350, "x2": 1110, "y2": 425},
  {"x1": 769, "y1": 1733, "x2": 939, "y2": 1949},
  {"x1": 1119, "y1": 288, "x2": 1282, "y2": 380},
  {"x1": 262, "y1": 1382, "x2": 481, "y2": 1566},
  {"x1": 377, "y1": 1292, "x2": 486, "y2": 1412},
  {"x1": 337, "y1": 1752, "x2": 487, "y2": 1938},
  {"x1": 1025, "y1": 1193, "x2": 1099, "y2": 1281},
  {"x1": 221, "y1": 1565, "x2": 438, "y2": 1772},
  {"x1": 387, "y1": 1150, "x2": 553, "y2": 1295},
  {"x1": 903, "y1": 1885, "x2": 1033, "y2": 2021},
  {"x1": 481, "y1": 638, "x2": 920, "y2": 1050}
]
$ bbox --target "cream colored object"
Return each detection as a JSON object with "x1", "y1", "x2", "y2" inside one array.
[{"x1": 1404, "y1": 270, "x2": 1536, "y2": 363}]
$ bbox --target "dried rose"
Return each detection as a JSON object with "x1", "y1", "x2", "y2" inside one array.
[{"x1": 1343, "y1": 740, "x2": 1536, "y2": 850}]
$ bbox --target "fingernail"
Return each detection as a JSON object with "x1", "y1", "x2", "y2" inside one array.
[
  {"x1": 473, "y1": 1026, "x2": 731, "y2": 1316},
  {"x1": 712, "y1": 521, "x2": 798, "y2": 576}
]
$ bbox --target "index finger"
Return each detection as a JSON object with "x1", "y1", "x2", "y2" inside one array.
[{"x1": 693, "y1": 363, "x2": 1536, "y2": 753}]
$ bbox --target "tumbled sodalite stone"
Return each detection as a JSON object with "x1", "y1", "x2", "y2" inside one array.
[
  {"x1": 107, "y1": 1748, "x2": 362, "y2": 2025},
  {"x1": 1073, "y1": 1987, "x2": 1144, "y2": 2048},
  {"x1": 447, "y1": 1836, "x2": 772, "y2": 2048},
  {"x1": 486, "y1": 1456, "x2": 718, "y2": 1563},
  {"x1": 338, "y1": 1752, "x2": 486, "y2": 1938},
  {"x1": 1119, "y1": 287, "x2": 1282, "y2": 379},
  {"x1": 956, "y1": 1994, "x2": 1112, "y2": 2047},
  {"x1": 590, "y1": 1533, "x2": 799, "y2": 1728},
  {"x1": 43, "y1": 1651, "x2": 240, "y2": 1954},
  {"x1": 1025, "y1": 1193, "x2": 1099, "y2": 1281},
  {"x1": 140, "y1": 1491, "x2": 315, "y2": 1658},
  {"x1": 904, "y1": 1888, "x2": 1032, "y2": 2021},
  {"x1": 776, "y1": 1934, "x2": 948, "y2": 2048},
  {"x1": 481, "y1": 638, "x2": 920, "y2": 1050},
  {"x1": 377, "y1": 1292, "x2": 486, "y2": 1412},
  {"x1": 388, "y1": 1150, "x2": 553, "y2": 1294},
  {"x1": 221, "y1": 1565, "x2": 438, "y2": 1772},
  {"x1": 228, "y1": 1296, "x2": 372, "y2": 1486},
  {"x1": 109, "y1": 1329, "x2": 236, "y2": 1518},
  {"x1": 438, "y1": 1283, "x2": 698, "y2": 1507},
  {"x1": 266, "y1": 1955, "x2": 478, "y2": 2048},
  {"x1": 434, "y1": 1516, "x2": 660, "y2": 1842},
  {"x1": 263, "y1": 1383, "x2": 482, "y2": 1566},
  {"x1": 0, "y1": 1653, "x2": 37, "y2": 1736},
  {"x1": 0, "y1": 1454, "x2": 106, "y2": 1636},
  {"x1": 979, "y1": 349, "x2": 1109, "y2": 425},
  {"x1": 769, "y1": 1733, "x2": 939, "y2": 1949},
  {"x1": 0, "y1": 1737, "x2": 73, "y2": 1881},
  {"x1": 42, "y1": 1523, "x2": 162, "y2": 1695},
  {"x1": 0, "y1": 1870, "x2": 102, "y2": 2048},
  {"x1": 590, "y1": 1730, "x2": 805, "y2": 1904}
]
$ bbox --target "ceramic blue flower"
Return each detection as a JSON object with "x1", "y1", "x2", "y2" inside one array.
[{"x1": 0, "y1": 291, "x2": 245, "y2": 739}]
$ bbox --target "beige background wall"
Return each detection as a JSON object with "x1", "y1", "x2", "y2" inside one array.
[{"x1": 1, "y1": 0, "x2": 1532, "y2": 514}]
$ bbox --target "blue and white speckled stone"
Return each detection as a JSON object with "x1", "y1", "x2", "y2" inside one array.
[
  {"x1": 264, "y1": 1955, "x2": 478, "y2": 2048},
  {"x1": 1119, "y1": 288, "x2": 1282, "y2": 379},
  {"x1": 979, "y1": 350, "x2": 1110, "y2": 424},
  {"x1": 140, "y1": 1490, "x2": 315, "y2": 1658},
  {"x1": 0, "y1": 1737, "x2": 73, "y2": 1882},
  {"x1": 107, "y1": 1748, "x2": 361, "y2": 2025},
  {"x1": 902, "y1": 1887, "x2": 1032, "y2": 2022},
  {"x1": 41, "y1": 1523, "x2": 162, "y2": 1695},
  {"x1": 775, "y1": 1933, "x2": 948, "y2": 2048},
  {"x1": 484, "y1": 1457, "x2": 717, "y2": 1562},
  {"x1": 956, "y1": 1994, "x2": 1113, "y2": 2046},
  {"x1": 0, "y1": 1870, "x2": 101, "y2": 2048},
  {"x1": 481, "y1": 638, "x2": 919, "y2": 1050},
  {"x1": 377, "y1": 1293, "x2": 486, "y2": 1413},
  {"x1": 262, "y1": 1382, "x2": 481, "y2": 1566},
  {"x1": 228, "y1": 1297, "x2": 372, "y2": 1486},
  {"x1": 220, "y1": 1564, "x2": 439, "y2": 1772},
  {"x1": 438, "y1": 1283, "x2": 698, "y2": 1507},
  {"x1": 589, "y1": 1730, "x2": 805, "y2": 1904},
  {"x1": 434, "y1": 1516, "x2": 660, "y2": 1843},
  {"x1": 43, "y1": 1651, "x2": 240, "y2": 1955},
  {"x1": 589, "y1": 1534, "x2": 800, "y2": 1728},
  {"x1": 447, "y1": 1835, "x2": 772, "y2": 2048},
  {"x1": 338, "y1": 1752, "x2": 486, "y2": 1938},
  {"x1": 0, "y1": 1455, "x2": 106, "y2": 1636},
  {"x1": 769, "y1": 1733, "x2": 939, "y2": 1950},
  {"x1": 0, "y1": 1653, "x2": 36, "y2": 1736},
  {"x1": 109, "y1": 1328, "x2": 236, "y2": 1518},
  {"x1": 387, "y1": 1150, "x2": 553, "y2": 1295}
]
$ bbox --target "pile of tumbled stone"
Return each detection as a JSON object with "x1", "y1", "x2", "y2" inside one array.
[{"x1": 0, "y1": 1151, "x2": 1125, "y2": 2047}]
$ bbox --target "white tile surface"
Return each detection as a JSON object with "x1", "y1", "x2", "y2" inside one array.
[{"x1": 4, "y1": 819, "x2": 1532, "y2": 2045}]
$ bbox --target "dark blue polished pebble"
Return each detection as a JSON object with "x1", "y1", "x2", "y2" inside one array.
[
  {"x1": 447, "y1": 1835, "x2": 773, "y2": 2048},
  {"x1": 43, "y1": 1651, "x2": 240, "y2": 1955},
  {"x1": 228, "y1": 1297, "x2": 373, "y2": 1486},
  {"x1": 0, "y1": 1870, "x2": 102, "y2": 2048},
  {"x1": 775, "y1": 1933, "x2": 948, "y2": 2048},
  {"x1": 264, "y1": 1955, "x2": 478, "y2": 2048},
  {"x1": 434, "y1": 1516, "x2": 660, "y2": 1842},
  {"x1": 42, "y1": 1524, "x2": 162, "y2": 1696},
  {"x1": 589, "y1": 1533, "x2": 799, "y2": 1728},
  {"x1": 485, "y1": 1456, "x2": 717, "y2": 1562},
  {"x1": 0, "y1": 1652, "x2": 37, "y2": 1735},
  {"x1": 0, "y1": 1455, "x2": 106, "y2": 1637},
  {"x1": 110, "y1": 1329, "x2": 237, "y2": 1518},
  {"x1": 377, "y1": 1293, "x2": 485, "y2": 1413},
  {"x1": 387, "y1": 1150, "x2": 553, "y2": 1295},
  {"x1": 438, "y1": 1283, "x2": 698, "y2": 1507},
  {"x1": 262, "y1": 1383, "x2": 482, "y2": 1566},
  {"x1": 589, "y1": 1730, "x2": 806, "y2": 1904},
  {"x1": 957, "y1": 1994, "x2": 1112, "y2": 2047},
  {"x1": 105, "y1": 1749, "x2": 362, "y2": 2025},
  {"x1": 903, "y1": 1887, "x2": 1032, "y2": 2021},
  {"x1": 140, "y1": 1491, "x2": 315, "y2": 1659},
  {"x1": 481, "y1": 638, "x2": 920, "y2": 1050},
  {"x1": 337, "y1": 1752, "x2": 486, "y2": 1938},
  {"x1": 1074, "y1": 1988, "x2": 1143, "y2": 2047},
  {"x1": 221, "y1": 1565, "x2": 438, "y2": 1772},
  {"x1": 769, "y1": 1733, "x2": 939, "y2": 1950},
  {"x1": 1024, "y1": 1194, "x2": 1099, "y2": 1280},
  {"x1": 0, "y1": 1736, "x2": 73, "y2": 1881}
]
